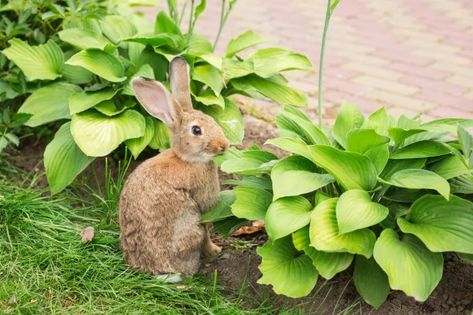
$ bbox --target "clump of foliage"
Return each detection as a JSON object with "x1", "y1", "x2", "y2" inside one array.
[
  {"x1": 0, "y1": 0, "x2": 312, "y2": 193},
  {"x1": 207, "y1": 103, "x2": 473, "y2": 307}
]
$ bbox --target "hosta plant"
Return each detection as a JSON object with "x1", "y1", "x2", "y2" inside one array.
[
  {"x1": 1, "y1": 2, "x2": 311, "y2": 193},
  {"x1": 206, "y1": 103, "x2": 473, "y2": 307}
]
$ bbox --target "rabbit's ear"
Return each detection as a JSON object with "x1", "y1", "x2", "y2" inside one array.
[
  {"x1": 132, "y1": 77, "x2": 180, "y2": 127},
  {"x1": 169, "y1": 57, "x2": 193, "y2": 112}
]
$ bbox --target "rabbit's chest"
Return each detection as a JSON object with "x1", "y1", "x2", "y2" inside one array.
[{"x1": 190, "y1": 163, "x2": 220, "y2": 212}]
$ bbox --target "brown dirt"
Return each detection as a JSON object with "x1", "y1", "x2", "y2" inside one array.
[{"x1": 5, "y1": 116, "x2": 473, "y2": 315}]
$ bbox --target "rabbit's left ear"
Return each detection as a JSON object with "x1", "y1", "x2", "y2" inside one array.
[
  {"x1": 132, "y1": 77, "x2": 180, "y2": 128},
  {"x1": 169, "y1": 57, "x2": 193, "y2": 112}
]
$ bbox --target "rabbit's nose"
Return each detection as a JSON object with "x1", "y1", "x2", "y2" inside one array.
[{"x1": 219, "y1": 140, "x2": 229, "y2": 153}]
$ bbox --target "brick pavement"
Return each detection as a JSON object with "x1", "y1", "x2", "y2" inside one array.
[{"x1": 141, "y1": 1, "x2": 473, "y2": 121}]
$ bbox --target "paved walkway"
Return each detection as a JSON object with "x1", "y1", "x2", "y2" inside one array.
[{"x1": 142, "y1": 1, "x2": 473, "y2": 121}]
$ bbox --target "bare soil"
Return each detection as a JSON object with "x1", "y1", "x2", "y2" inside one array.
[{"x1": 5, "y1": 115, "x2": 473, "y2": 315}]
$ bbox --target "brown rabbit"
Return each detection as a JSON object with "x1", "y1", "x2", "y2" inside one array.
[{"x1": 119, "y1": 57, "x2": 229, "y2": 281}]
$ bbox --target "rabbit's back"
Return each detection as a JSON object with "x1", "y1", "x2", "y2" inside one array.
[{"x1": 119, "y1": 150, "x2": 217, "y2": 275}]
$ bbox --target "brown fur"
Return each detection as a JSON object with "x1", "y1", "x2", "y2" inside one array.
[{"x1": 119, "y1": 57, "x2": 229, "y2": 276}]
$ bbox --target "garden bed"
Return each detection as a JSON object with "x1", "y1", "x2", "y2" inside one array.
[{"x1": 5, "y1": 113, "x2": 473, "y2": 315}]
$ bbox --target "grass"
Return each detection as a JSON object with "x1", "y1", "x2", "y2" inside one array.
[{"x1": 0, "y1": 162, "x2": 279, "y2": 314}]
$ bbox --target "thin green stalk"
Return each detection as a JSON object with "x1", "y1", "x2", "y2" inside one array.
[
  {"x1": 213, "y1": 0, "x2": 227, "y2": 50},
  {"x1": 317, "y1": 0, "x2": 332, "y2": 127},
  {"x1": 178, "y1": 0, "x2": 189, "y2": 26},
  {"x1": 187, "y1": 0, "x2": 195, "y2": 42}
]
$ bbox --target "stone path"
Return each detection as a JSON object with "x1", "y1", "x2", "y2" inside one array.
[{"x1": 141, "y1": 1, "x2": 473, "y2": 121}]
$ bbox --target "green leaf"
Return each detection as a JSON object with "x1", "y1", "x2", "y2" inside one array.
[
  {"x1": 373, "y1": 229, "x2": 443, "y2": 302},
  {"x1": 310, "y1": 198, "x2": 376, "y2": 258},
  {"x1": 212, "y1": 217, "x2": 246, "y2": 238},
  {"x1": 69, "y1": 88, "x2": 118, "y2": 115},
  {"x1": 18, "y1": 83, "x2": 80, "y2": 127},
  {"x1": 222, "y1": 58, "x2": 254, "y2": 80},
  {"x1": 122, "y1": 64, "x2": 155, "y2": 96},
  {"x1": 198, "y1": 99, "x2": 243, "y2": 144},
  {"x1": 66, "y1": 49, "x2": 126, "y2": 82},
  {"x1": 347, "y1": 129, "x2": 390, "y2": 154},
  {"x1": 330, "y1": 0, "x2": 342, "y2": 13},
  {"x1": 308, "y1": 145, "x2": 378, "y2": 191},
  {"x1": 257, "y1": 237, "x2": 318, "y2": 298},
  {"x1": 332, "y1": 102, "x2": 364, "y2": 148},
  {"x1": 224, "y1": 176, "x2": 272, "y2": 191},
  {"x1": 266, "y1": 137, "x2": 312, "y2": 161},
  {"x1": 125, "y1": 116, "x2": 155, "y2": 158},
  {"x1": 231, "y1": 75, "x2": 307, "y2": 106},
  {"x1": 451, "y1": 174, "x2": 473, "y2": 194},
  {"x1": 201, "y1": 190, "x2": 236, "y2": 223},
  {"x1": 336, "y1": 189, "x2": 389, "y2": 234},
  {"x1": 221, "y1": 148, "x2": 277, "y2": 175},
  {"x1": 125, "y1": 34, "x2": 185, "y2": 53},
  {"x1": 71, "y1": 109, "x2": 145, "y2": 157},
  {"x1": 2, "y1": 39, "x2": 63, "y2": 81},
  {"x1": 248, "y1": 48, "x2": 312, "y2": 78},
  {"x1": 100, "y1": 15, "x2": 137, "y2": 44},
  {"x1": 388, "y1": 128, "x2": 426, "y2": 147},
  {"x1": 94, "y1": 100, "x2": 126, "y2": 117},
  {"x1": 226, "y1": 30, "x2": 265, "y2": 57},
  {"x1": 194, "y1": 90, "x2": 225, "y2": 108},
  {"x1": 391, "y1": 140, "x2": 451, "y2": 159},
  {"x1": 354, "y1": 256, "x2": 390, "y2": 309},
  {"x1": 155, "y1": 11, "x2": 182, "y2": 35},
  {"x1": 271, "y1": 156, "x2": 334, "y2": 200},
  {"x1": 187, "y1": 34, "x2": 213, "y2": 56},
  {"x1": 380, "y1": 158, "x2": 426, "y2": 180},
  {"x1": 192, "y1": 64, "x2": 224, "y2": 95},
  {"x1": 458, "y1": 126, "x2": 473, "y2": 164},
  {"x1": 397, "y1": 195, "x2": 473, "y2": 253},
  {"x1": 62, "y1": 64, "x2": 94, "y2": 84},
  {"x1": 364, "y1": 144, "x2": 390, "y2": 175},
  {"x1": 362, "y1": 107, "x2": 394, "y2": 136},
  {"x1": 458, "y1": 253, "x2": 473, "y2": 265},
  {"x1": 380, "y1": 169, "x2": 450, "y2": 200},
  {"x1": 429, "y1": 155, "x2": 470, "y2": 180},
  {"x1": 293, "y1": 226, "x2": 353, "y2": 279},
  {"x1": 58, "y1": 28, "x2": 111, "y2": 49},
  {"x1": 44, "y1": 122, "x2": 94, "y2": 194},
  {"x1": 276, "y1": 106, "x2": 330, "y2": 145},
  {"x1": 265, "y1": 196, "x2": 312, "y2": 240},
  {"x1": 148, "y1": 119, "x2": 170, "y2": 150},
  {"x1": 231, "y1": 186, "x2": 272, "y2": 221}
]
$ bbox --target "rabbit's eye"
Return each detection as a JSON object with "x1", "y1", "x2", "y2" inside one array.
[{"x1": 191, "y1": 125, "x2": 202, "y2": 136}]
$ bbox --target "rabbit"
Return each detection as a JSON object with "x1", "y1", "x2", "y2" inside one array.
[{"x1": 119, "y1": 57, "x2": 229, "y2": 281}]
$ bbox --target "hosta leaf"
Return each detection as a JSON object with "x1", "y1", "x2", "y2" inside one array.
[
  {"x1": 388, "y1": 128, "x2": 425, "y2": 147},
  {"x1": 362, "y1": 107, "x2": 394, "y2": 136},
  {"x1": 271, "y1": 156, "x2": 334, "y2": 200},
  {"x1": 429, "y1": 155, "x2": 470, "y2": 180},
  {"x1": 390, "y1": 140, "x2": 451, "y2": 159},
  {"x1": 221, "y1": 149, "x2": 276, "y2": 175},
  {"x1": 354, "y1": 256, "x2": 390, "y2": 309},
  {"x1": 125, "y1": 116, "x2": 155, "y2": 158},
  {"x1": 276, "y1": 106, "x2": 330, "y2": 145},
  {"x1": 249, "y1": 48, "x2": 312, "y2": 78},
  {"x1": 66, "y1": 49, "x2": 126, "y2": 82},
  {"x1": 187, "y1": 34, "x2": 213, "y2": 56},
  {"x1": 18, "y1": 83, "x2": 80, "y2": 127},
  {"x1": 100, "y1": 15, "x2": 137, "y2": 44},
  {"x1": 257, "y1": 237, "x2": 318, "y2": 298},
  {"x1": 347, "y1": 129, "x2": 390, "y2": 154},
  {"x1": 266, "y1": 137, "x2": 311, "y2": 160},
  {"x1": 307, "y1": 145, "x2": 378, "y2": 191},
  {"x1": 231, "y1": 75, "x2": 307, "y2": 106},
  {"x1": 265, "y1": 196, "x2": 312, "y2": 240},
  {"x1": 192, "y1": 64, "x2": 224, "y2": 95},
  {"x1": 231, "y1": 186, "x2": 272, "y2": 221},
  {"x1": 212, "y1": 217, "x2": 246, "y2": 238},
  {"x1": 148, "y1": 119, "x2": 170, "y2": 150},
  {"x1": 310, "y1": 198, "x2": 376, "y2": 258},
  {"x1": 222, "y1": 58, "x2": 254, "y2": 80},
  {"x1": 373, "y1": 229, "x2": 443, "y2": 302},
  {"x1": 201, "y1": 190, "x2": 236, "y2": 223},
  {"x1": 398, "y1": 195, "x2": 473, "y2": 253},
  {"x1": 2, "y1": 39, "x2": 63, "y2": 81},
  {"x1": 94, "y1": 100, "x2": 126, "y2": 116},
  {"x1": 62, "y1": 64, "x2": 94, "y2": 84},
  {"x1": 364, "y1": 144, "x2": 390, "y2": 174},
  {"x1": 380, "y1": 169, "x2": 450, "y2": 200},
  {"x1": 458, "y1": 253, "x2": 473, "y2": 265},
  {"x1": 122, "y1": 63, "x2": 155, "y2": 96},
  {"x1": 125, "y1": 34, "x2": 185, "y2": 53},
  {"x1": 451, "y1": 174, "x2": 473, "y2": 194},
  {"x1": 224, "y1": 176, "x2": 272, "y2": 191},
  {"x1": 380, "y1": 158, "x2": 426, "y2": 180},
  {"x1": 44, "y1": 122, "x2": 94, "y2": 194},
  {"x1": 71, "y1": 109, "x2": 145, "y2": 157},
  {"x1": 226, "y1": 30, "x2": 264, "y2": 57},
  {"x1": 198, "y1": 99, "x2": 243, "y2": 144},
  {"x1": 293, "y1": 226, "x2": 353, "y2": 279},
  {"x1": 58, "y1": 28, "x2": 111, "y2": 49},
  {"x1": 332, "y1": 102, "x2": 364, "y2": 148},
  {"x1": 69, "y1": 88, "x2": 118, "y2": 115},
  {"x1": 458, "y1": 126, "x2": 473, "y2": 164},
  {"x1": 155, "y1": 11, "x2": 182, "y2": 35},
  {"x1": 194, "y1": 90, "x2": 225, "y2": 108},
  {"x1": 336, "y1": 189, "x2": 389, "y2": 234}
]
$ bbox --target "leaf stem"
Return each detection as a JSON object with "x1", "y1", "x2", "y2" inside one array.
[
  {"x1": 186, "y1": 0, "x2": 195, "y2": 43},
  {"x1": 213, "y1": 0, "x2": 227, "y2": 50},
  {"x1": 317, "y1": 0, "x2": 332, "y2": 128}
]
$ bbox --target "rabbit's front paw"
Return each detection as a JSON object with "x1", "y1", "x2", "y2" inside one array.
[{"x1": 203, "y1": 241, "x2": 222, "y2": 257}]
